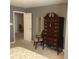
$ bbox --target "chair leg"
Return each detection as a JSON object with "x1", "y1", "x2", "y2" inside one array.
[
  {"x1": 42, "y1": 42, "x2": 45, "y2": 50},
  {"x1": 33, "y1": 41, "x2": 35, "y2": 46},
  {"x1": 35, "y1": 42, "x2": 37, "y2": 49},
  {"x1": 57, "y1": 48, "x2": 59, "y2": 55},
  {"x1": 57, "y1": 51, "x2": 59, "y2": 55}
]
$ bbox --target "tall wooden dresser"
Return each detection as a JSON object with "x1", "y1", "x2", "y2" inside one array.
[{"x1": 42, "y1": 12, "x2": 64, "y2": 55}]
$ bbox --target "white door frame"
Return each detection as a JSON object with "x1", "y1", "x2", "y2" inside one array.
[{"x1": 11, "y1": 11, "x2": 32, "y2": 44}]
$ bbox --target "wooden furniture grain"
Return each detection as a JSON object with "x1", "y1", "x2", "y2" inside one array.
[{"x1": 42, "y1": 12, "x2": 64, "y2": 55}]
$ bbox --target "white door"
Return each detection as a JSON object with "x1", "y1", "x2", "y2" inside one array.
[
  {"x1": 15, "y1": 14, "x2": 18, "y2": 33},
  {"x1": 24, "y1": 13, "x2": 32, "y2": 41}
]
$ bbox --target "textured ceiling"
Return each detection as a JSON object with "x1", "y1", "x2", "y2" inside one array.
[{"x1": 10, "y1": 0, "x2": 67, "y2": 8}]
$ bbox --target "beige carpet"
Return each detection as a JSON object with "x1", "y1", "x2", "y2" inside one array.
[
  {"x1": 11, "y1": 39, "x2": 64, "y2": 59},
  {"x1": 11, "y1": 47, "x2": 49, "y2": 59}
]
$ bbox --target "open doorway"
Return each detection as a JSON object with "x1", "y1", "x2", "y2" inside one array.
[
  {"x1": 13, "y1": 11, "x2": 32, "y2": 43},
  {"x1": 14, "y1": 12, "x2": 24, "y2": 41}
]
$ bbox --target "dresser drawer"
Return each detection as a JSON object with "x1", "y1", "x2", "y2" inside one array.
[
  {"x1": 53, "y1": 38, "x2": 57, "y2": 42},
  {"x1": 54, "y1": 23, "x2": 59, "y2": 26},
  {"x1": 54, "y1": 34, "x2": 57, "y2": 36},
  {"x1": 54, "y1": 19, "x2": 59, "y2": 22},
  {"x1": 54, "y1": 26, "x2": 59, "y2": 29},
  {"x1": 53, "y1": 30, "x2": 59, "y2": 33},
  {"x1": 53, "y1": 42, "x2": 57, "y2": 46}
]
